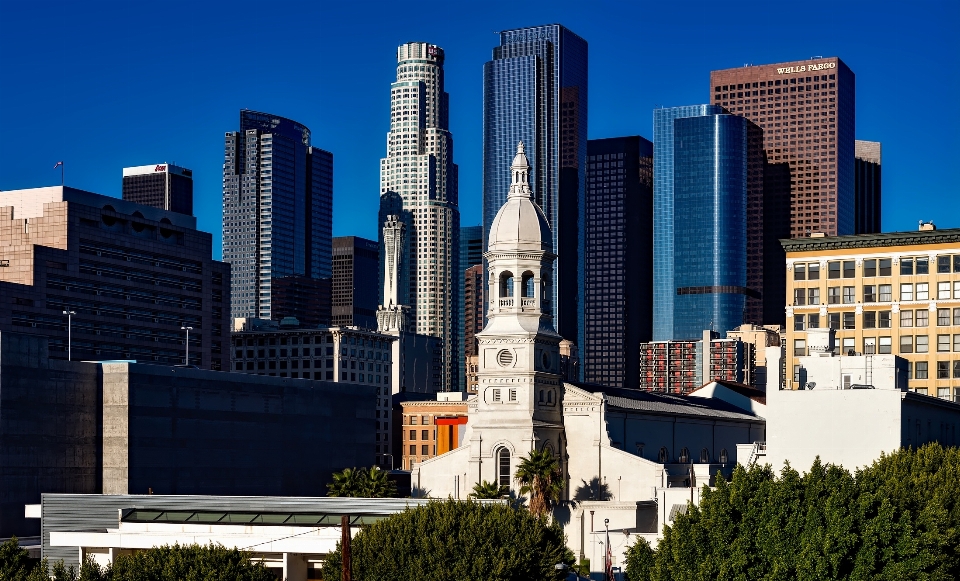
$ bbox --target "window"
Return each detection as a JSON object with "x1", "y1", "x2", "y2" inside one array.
[
  {"x1": 878, "y1": 311, "x2": 891, "y2": 328},
  {"x1": 808, "y1": 263, "x2": 820, "y2": 280},
  {"x1": 900, "y1": 336, "x2": 913, "y2": 354},
  {"x1": 794, "y1": 263, "x2": 806, "y2": 280},
  {"x1": 719, "y1": 449, "x2": 728, "y2": 463},
  {"x1": 421, "y1": 429, "x2": 429, "y2": 440},
  {"x1": 658, "y1": 447, "x2": 668, "y2": 463},
  {"x1": 794, "y1": 339, "x2": 806, "y2": 356},
  {"x1": 843, "y1": 286, "x2": 855, "y2": 304},
  {"x1": 497, "y1": 448, "x2": 511, "y2": 487},
  {"x1": 955, "y1": 308, "x2": 960, "y2": 325},
  {"x1": 794, "y1": 314, "x2": 805, "y2": 331},
  {"x1": 493, "y1": 389, "x2": 501, "y2": 402},
  {"x1": 508, "y1": 388, "x2": 517, "y2": 402},
  {"x1": 901, "y1": 310, "x2": 914, "y2": 327},
  {"x1": 828, "y1": 261, "x2": 841, "y2": 279},
  {"x1": 679, "y1": 448, "x2": 690, "y2": 463},
  {"x1": 939, "y1": 282, "x2": 951, "y2": 300},
  {"x1": 828, "y1": 287, "x2": 840, "y2": 304},
  {"x1": 938, "y1": 308, "x2": 951, "y2": 326},
  {"x1": 938, "y1": 386, "x2": 951, "y2": 399},
  {"x1": 864, "y1": 259, "x2": 876, "y2": 277},
  {"x1": 843, "y1": 312, "x2": 856, "y2": 329},
  {"x1": 842, "y1": 337, "x2": 855, "y2": 356},
  {"x1": 863, "y1": 312, "x2": 876, "y2": 329},
  {"x1": 954, "y1": 360, "x2": 960, "y2": 378},
  {"x1": 955, "y1": 334, "x2": 960, "y2": 352},
  {"x1": 808, "y1": 288, "x2": 820, "y2": 305},
  {"x1": 938, "y1": 335, "x2": 950, "y2": 352},
  {"x1": 916, "y1": 335, "x2": 929, "y2": 353},
  {"x1": 410, "y1": 416, "x2": 418, "y2": 425},
  {"x1": 879, "y1": 336, "x2": 892, "y2": 354},
  {"x1": 907, "y1": 361, "x2": 914, "y2": 379},
  {"x1": 843, "y1": 261, "x2": 855, "y2": 278},
  {"x1": 901, "y1": 284, "x2": 913, "y2": 301},
  {"x1": 955, "y1": 255, "x2": 960, "y2": 273},
  {"x1": 916, "y1": 258, "x2": 929, "y2": 275},
  {"x1": 916, "y1": 310, "x2": 929, "y2": 327},
  {"x1": 863, "y1": 285, "x2": 876, "y2": 302},
  {"x1": 808, "y1": 313, "x2": 820, "y2": 329},
  {"x1": 700, "y1": 448, "x2": 710, "y2": 463},
  {"x1": 879, "y1": 258, "x2": 892, "y2": 276},
  {"x1": 409, "y1": 445, "x2": 416, "y2": 455},
  {"x1": 794, "y1": 288, "x2": 806, "y2": 305},
  {"x1": 915, "y1": 361, "x2": 928, "y2": 379},
  {"x1": 901, "y1": 258, "x2": 914, "y2": 275},
  {"x1": 879, "y1": 285, "x2": 892, "y2": 302},
  {"x1": 938, "y1": 256, "x2": 951, "y2": 273},
  {"x1": 409, "y1": 429, "x2": 416, "y2": 440},
  {"x1": 916, "y1": 283, "x2": 929, "y2": 300},
  {"x1": 863, "y1": 337, "x2": 876, "y2": 355},
  {"x1": 829, "y1": 313, "x2": 840, "y2": 330}
]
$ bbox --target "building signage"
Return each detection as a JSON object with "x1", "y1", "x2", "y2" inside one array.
[
  {"x1": 777, "y1": 62, "x2": 836, "y2": 75},
  {"x1": 504, "y1": 30, "x2": 549, "y2": 44},
  {"x1": 154, "y1": 165, "x2": 167, "y2": 172}
]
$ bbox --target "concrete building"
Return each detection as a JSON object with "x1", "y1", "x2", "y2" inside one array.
[
  {"x1": 782, "y1": 225, "x2": 960, "y2": 398},
  {"x1": 726, "y1": 324, "x2": 783, "y2": 388},
  {"x1": 0, "y1": 331, "x2": 375, "y2": 539},
  {"x1": 762, "y1": 343, "x2": 960, "y2": 471},
  {"x1": 0, "y1": 186, "x2": 230, "y2": 369},
  {"x1": 332, "y1": 236, "x2": 379, "y2": 329},
  {"x1": 223, "y1": 110, "x2": 333, "y2": 327},
  {"x1": 378, "y1": 42, "x2": 460, "y2": 391},
  {"x1": 121, "y1": 163, "x2": 193, "y2": 215},
  {"x1": 639, "y1": 331, "x2": 751, "y2": 394},
  {"x1": 34, "y1": 495, "x2": 441, "y2": 578},
  {"x1": 464, "y1": 264, "x2": 484, "y2": 394},
  {"x1": 413, "y1": 144, "x2": 765, "y2": 575},
  {"x1": 711, "y1": 58, "x2": 856, "y2": 238},
  {"x1": 483, "y1": 25, "x2": 588, "y2": 364},
  {"x1": 399, "y1": 392, "x2": 469, "y2": 470},
  {"x1": 855, "y1": 140, "x2": 882, "y2": 235},
  {"x1": 584, "y1": 136, "x2": 654, "y2": 389}
]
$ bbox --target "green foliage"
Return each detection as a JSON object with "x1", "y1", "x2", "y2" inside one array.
[
  {"x1": 109, "y1": 543, "x2": 275, "y2": 580},
  {"x1": 624, "y1": 539, "x2": 654, "y2": 581},
  {"x1": 625, "y1": 444, "x2": 960, "y2": 580},
  {"x1": 320, "y1": 499, "x2": 574, "y2": 581},
  {"x1": 0, "y1": 536, "x2": 35, "y2": 580},
  {"x1": 514, "y1": 449, "x2": 564, "y2": 516},
  {"x1": 327, "y1": 466, "x2": 398, "y2": 498},
  {"x1": 471, "y1": 480, "x2": 509, "y2": 499}
]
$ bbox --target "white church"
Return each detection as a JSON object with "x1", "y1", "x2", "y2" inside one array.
[{"x1": 413, "y1": 144, "x2": 766, "y2": 568}]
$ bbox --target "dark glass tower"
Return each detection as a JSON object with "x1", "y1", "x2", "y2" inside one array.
[
  {"x1": 854, "y1": 140, "x2": 882, "y2": 234},
  {"x1": 584, "y1": 136, "x2": 653, "y2": 389},
  {"x1": 122, "y1": 163, "x2": 193, "y2": 215},
  {"x1": 457, "y1": 225, "x2": 482, "y2": 390},
  {"x1": 332, "y1": 236, "x2": 380, "y2": 329},
  {"x1": 482, "y1": 24, "x2": 588, "y2": 370},
  {"x1": 672, "y1": 114, "x2": 750, "y2": 339},
  {"x1": 223, "y1": 110, "x2": 333, "y2": 325}
]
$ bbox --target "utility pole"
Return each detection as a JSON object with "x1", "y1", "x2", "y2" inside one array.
[
  {"x1": 62, "y1": 310, "x2": 76, "y2": 361},
  {"x1": 341, "y1": 515, "x2": 352, "y2": 581},
  {"x1": 180, "y1": 326, "x2": 193, "y2": 365}
]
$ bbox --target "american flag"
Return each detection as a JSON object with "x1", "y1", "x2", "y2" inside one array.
[{"x1": 605, "y1": 528, "x2": 614, "y2": 580}]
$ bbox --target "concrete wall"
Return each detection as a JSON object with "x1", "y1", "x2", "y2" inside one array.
[
  {"x1": 101, "y1": 363, "x2": 376, "y2": 497},
  {"x1": 0, "y1": 332, "x2": 102, "y2": 537}
]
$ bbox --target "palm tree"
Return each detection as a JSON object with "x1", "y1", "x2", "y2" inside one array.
[
  {"x1": 514, "y1": 449, "x2": 563, "y2": 517},
  {"x1": 327, "y1": 466, "x2": 397, "y2": 498},
  {"x1": 470, "y1": 480, "x2": 508, "y2": 499},
  {"x1": 362, "y1": 466, "x2": 398, "y2": 498}
]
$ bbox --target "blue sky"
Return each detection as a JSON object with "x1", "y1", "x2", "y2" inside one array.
[{"x1": 1, "y1": 0, "x2": 957, "y2": 257}]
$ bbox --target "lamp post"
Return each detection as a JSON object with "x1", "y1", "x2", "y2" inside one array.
[
  {"x1": 62, "y1": 311, "x2": 76, "y2": 361},
  {"x1": 378, "y1": 453, "x2": 395, "y2": 470},
  {"x1": 180, "y1": 326, "x2": 193, "y2": 365}
]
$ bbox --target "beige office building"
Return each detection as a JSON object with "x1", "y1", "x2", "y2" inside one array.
[{"x1": 783, "y1": 225, "x2": 960, "y2": 399}]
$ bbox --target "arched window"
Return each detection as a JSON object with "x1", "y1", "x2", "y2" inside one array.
[
  {"x1": 719, "y1": 449, "x2": 729, "y2": 464},
  {"x1": 658, "y1": 447, "x2": 668, "y2": 463},
  {"x1": 679, "y1": 447, "x2": 690, "y2": 463},
  {"x1": 700, "y1": 448, "x2": 710, "y2": 463},
  {"x1": 538, "y1": 390, "x2": 545, "y2": 403},
  {"x1": 521, "y1": 271, "x2": 535, "y2": 297},
  {"x1": 497, "y1": 448, "x2": 511, "y2": 487},
  {"x1": 547, "y1": 390, "x2": 554, "y2": 404},
  {"x1": 499, "y1": 272, "x2": 514, "y2": 299}
]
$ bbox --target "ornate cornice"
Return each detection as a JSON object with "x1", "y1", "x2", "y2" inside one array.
[{"x1": 781, "y1": 228, "x2": 960, "y2": 253}]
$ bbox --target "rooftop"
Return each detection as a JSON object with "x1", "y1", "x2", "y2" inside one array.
[{"x1": 781, "y1": 227, "x2": 960, "y2": 252}]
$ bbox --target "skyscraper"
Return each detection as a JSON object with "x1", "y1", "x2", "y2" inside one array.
[
  {"x1": 583, "y1": 136, "x2": 653, "y2": 389},
  {"x1": 653, "y1": 105, "x2": 723, "y2": 340},
  {"x1": 223, "y1": 110, "x2": 333, "y2": 326},
  {"x1": 710, "y1": 58, "x2": 856, "y2": 238},
  {"x1": 482, "y1": 24, "x2": 588, "y2": 365},
  {"x1": 672, "y1": 114, "x2": 751, "y2": 339},
  {"x1": 332, "y1": 236, "x2": 380, "y2": 329},
  {"x1": 855, "y1": 140, "x2": 882, "y2": 234},
  {"x1": 378, "y1": 42, "x2": 460, "y2": 390},
  {"x1": 122, "y1": 163, "x2": 193, "y2": 215},
  {"x1": 463, "y1": 264, "x2": 484, "y2": 394},
  {"x1": 458, "y1": 225, "x2": 482, "y2": 391}
]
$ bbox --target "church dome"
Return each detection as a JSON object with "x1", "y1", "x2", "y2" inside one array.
[{"x1": 487, "y1": 142, "x2": 552, "y2": 252}]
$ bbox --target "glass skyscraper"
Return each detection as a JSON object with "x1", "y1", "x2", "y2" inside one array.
[
  {"x1": 457, "y1": 225, "x2": 482, "y2": 391},
  {"x1": 482, "y1": 24, "x2": 587, "y2": 367},
  {"x1": 671, "y1": 114, "x2": 750, "y2": 340},
  {"x1": 222, "y1": 110, "x2": 333, "y2": 326},
  {"x1": 652, "y1": 105, "x2": 722, "y2": 340}
]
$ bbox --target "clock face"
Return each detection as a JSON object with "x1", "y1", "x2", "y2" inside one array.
[{"x1": 541, "y1": 350, "x2": 550, "y2": 370}]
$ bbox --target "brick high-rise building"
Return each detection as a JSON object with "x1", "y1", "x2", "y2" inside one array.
[
  {"x1": 710, "y1": 58, "x2": 856, "y2": 238},
  {"x1": 463, "y1": 264, "x2": 484, "y2": 393}
]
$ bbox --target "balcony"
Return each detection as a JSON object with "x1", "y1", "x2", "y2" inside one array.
[{"x1": 499, "y1": 299, "x2": 514, "y2": 308}]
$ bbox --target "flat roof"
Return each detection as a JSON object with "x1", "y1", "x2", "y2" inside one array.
[{"x1": 781, "y1": 228, "x2": 960, "y2": 253}]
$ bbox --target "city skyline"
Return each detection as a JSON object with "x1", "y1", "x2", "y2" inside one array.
[{"x1": 1, "y1": 1, "x2": 957, "y2": 256}]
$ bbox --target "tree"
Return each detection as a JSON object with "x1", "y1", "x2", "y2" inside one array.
[
  {"x1": 471, "y1": 480, "x2": 509, "y2": 499},
  {"x1": 625, "y1": 444, "x2": 960, "y2": 580},
  {"x1": 0, "y1": 536, "x2": 35, "y2": 580},
  {"x1": 109, "y1": 543, "x2": 275, "y2": 580},
  {"x1": 514, "y1": 449, "x2": 563, "y2": 517},
  {"x1": 320, "y1": 499, "x2": 574, "y2": 581},
  {"x1": 327, "y1": 466, "x2": 398, "y2": 498}
]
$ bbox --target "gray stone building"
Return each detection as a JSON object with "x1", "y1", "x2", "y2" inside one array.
[{"x1": 0, "y1": 332, "x2": 375, "y2": 539}]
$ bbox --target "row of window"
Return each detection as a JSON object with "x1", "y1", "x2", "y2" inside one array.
[
  {"x1": 794, "y1": 335, "x2": 960, "y2": 356},
  {"x1": 794, "y1": 256, "x2": 960, "y2": 280},
  {"x1": 794, "y1": 308, "x2": 960, "y2": 330},
  {"x1": 794, "y1": 282, "x2": 960, "y2": 305}
]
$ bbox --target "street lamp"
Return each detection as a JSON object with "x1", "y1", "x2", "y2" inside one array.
[
  {"x1": 180, "y1": 326, "x2": 193, "y2": 366},
  {"x1": 378, "y1": 453, "x2": 395, "y2": 470},
  {"x1": 62, "y1": 311, "x2": 76, "y2": 361}
]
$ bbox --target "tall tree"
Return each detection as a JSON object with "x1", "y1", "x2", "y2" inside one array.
[{"x1": 514, "y1": 449, "x2": 563, "y2": 517}]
